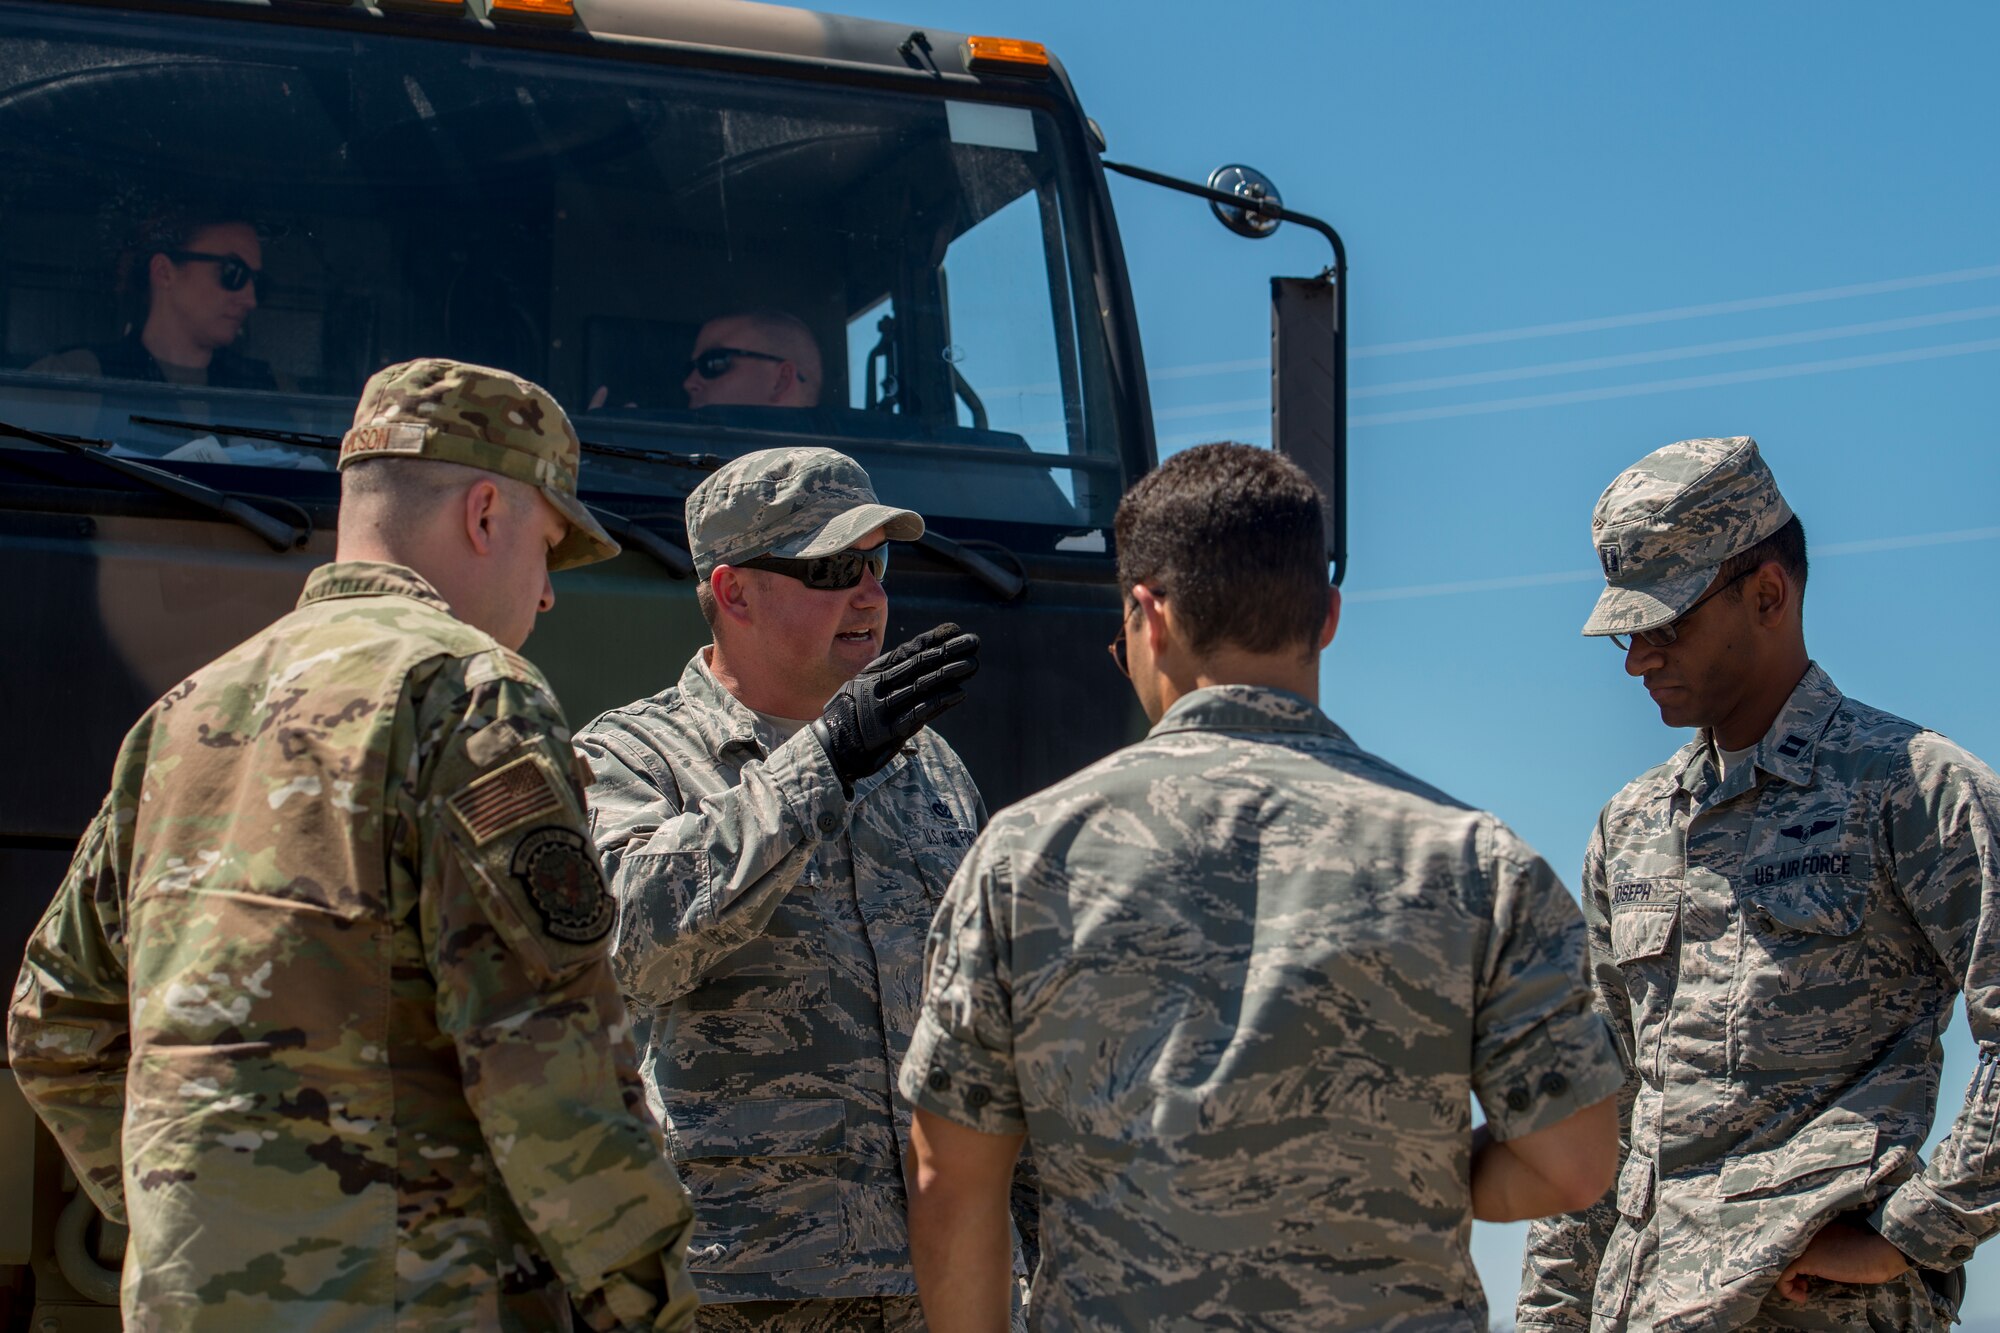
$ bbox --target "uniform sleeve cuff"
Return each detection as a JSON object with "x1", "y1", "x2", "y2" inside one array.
[
  {"x1": 897, "y1": 1013, "x2": 1026, "y2": 1136},
  {"x1": 1873, "y1": 1183, "x2": 1985, "y2": 1271},
  {"x1": 768, "y1": 726, "x2": 852, "y2": 844},
  {"x1": 1481, "y1": 1013, "x2": 1625, "y2": 1141}
]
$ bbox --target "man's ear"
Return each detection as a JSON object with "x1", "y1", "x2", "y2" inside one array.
[
  {"x1": 769, "y1": 361, "x2": 800, "y2": 404},
  {"x1": 1752, "y1": 561, "x2": 1792, "y2": 626},
  {"x1": 463, "y1": 478, "x2": 504, "y2": 557},
  {"x1": 148, "y1": 252, "x2": 175, "y2": 293},
  {"x1": 712, "y1": 566, "x2": 755, "y2": 625},
  {"x1": 1132, "y1": 584, "x2": 1171, "y2": 660},
  {"x1": 1319, "y1": 586, "x2": 1341, "y2": 650}
]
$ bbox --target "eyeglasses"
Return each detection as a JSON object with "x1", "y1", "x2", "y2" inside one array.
[
  {"x1": 1608, "y1": 567, "x2": 1756, "y2": 651},
  {"x1": 1106, "y1": 593, "x2": 1153, "y2": 677},
  {"x1": 736, "y1": 544, "x2": 889, "y2": 590},
  {"x1": 688, "y1": 347, "x2": 789, "y2": 381},
  {"x1": 165, "y1": 250, "x2": 265, "y2": 294}
]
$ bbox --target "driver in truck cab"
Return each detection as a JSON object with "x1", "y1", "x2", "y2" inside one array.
[{"x1": 30, "y1": 209, "x2": 278, "y2": 391}]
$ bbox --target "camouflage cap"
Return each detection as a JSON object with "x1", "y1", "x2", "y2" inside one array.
[
  {"x1": 1582, "y1": 436, "x2": 1793, "y2": 636},
  {"x1": 684, "y1": 446, "x2": 922, "y2": 577},
  {"x1": 339, "y1": 358, "x2": 619, "y2": 572}
]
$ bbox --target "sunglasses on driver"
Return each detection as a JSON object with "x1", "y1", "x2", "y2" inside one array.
[{"x1": 165, "y1": 250, "x2": 266, "y2": 295}]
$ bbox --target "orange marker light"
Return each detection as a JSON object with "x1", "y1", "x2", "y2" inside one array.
[
  {"x1": 490, "y1": 0, "x2": 575, "y2": 21},
  {"x1": 964, "y1": 36, "x2": 1051, "y2": 77}
]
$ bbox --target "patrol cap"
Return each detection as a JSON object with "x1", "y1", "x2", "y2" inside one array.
[
  {"x1": 685, "y1": 446, "x2": 922, "y2": 577},
  {"x1": 339, "y1": 358, "x2": 619, "y2": 572},
  {"x1": 1582, "y1": 436, "x2": 1793, "y2": 637}
]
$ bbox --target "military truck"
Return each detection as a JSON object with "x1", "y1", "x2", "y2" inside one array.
[{"x1": 0, "y1": 0, "x2": 1346, "y2": 1323}]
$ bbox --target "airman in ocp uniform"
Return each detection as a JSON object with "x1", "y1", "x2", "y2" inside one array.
[
  {"x1": 8, "y1": 358, "x2": 697, "y2": 1330},
  {"x1": 1519, "y1": 437, "x2": 2000, "y2": 1330}
]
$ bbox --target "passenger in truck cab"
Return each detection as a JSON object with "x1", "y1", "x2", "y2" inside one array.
[
  {"x1": 31, "y1": 211, "x2": 277, "y2": 391},
  {"x1": 683, "y1": 310, "x2": 823, "y2": 408}
]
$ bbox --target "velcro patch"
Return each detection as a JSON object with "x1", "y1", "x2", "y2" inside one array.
[
  {"x1": 465, "y1": 716, "x2": 538, "y2": 769},
  {"x1": 449, "y1": 754, "x2": 564, "y2": 846},
  {"x1": 511, "y1": 827, "x2": 613, "y2": 943}
]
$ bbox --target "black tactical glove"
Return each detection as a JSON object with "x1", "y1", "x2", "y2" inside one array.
[{"x1": 812, "y1": 623, "x2": 980, "y2": 793}]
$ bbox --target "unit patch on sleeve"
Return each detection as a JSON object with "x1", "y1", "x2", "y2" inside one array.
[
  {"x1": 511, "y1": 826, "x2": 614, "y2": 943},
  {"x1": 449, "y1": 753, "x2": 564, "y2": 846}
]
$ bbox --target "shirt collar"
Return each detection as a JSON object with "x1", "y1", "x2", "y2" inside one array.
[
  {"x1": 298, "y1": 560, "x2": 453, "y2": 614},
  {"x1": 680, "y1": 648, "x2": 779, "y2": 758},
  {"x1": 1147, "y1": 683, "x2": 1352, "y2": 744},
  {"x1": 1671, "y1": 660, "x2": 1842, "y2": 795}
]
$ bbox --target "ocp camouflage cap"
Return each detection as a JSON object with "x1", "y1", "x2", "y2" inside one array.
[
  {"x1": 339, "y1": 358, "x2": 619, "y2": 571},
  {"x1": 685, "y1": 446, "x2": 922, "y2": 577},
  {"x1": 1582, "y1": 436, "x2": 1793, "y2": 636}
]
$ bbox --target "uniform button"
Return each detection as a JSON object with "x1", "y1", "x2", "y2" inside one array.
[
  {"x1": 1539, "y1": 1072, "x2": 1570, "y2": 1098},
  {"x1": 965, "y1": 1084, "x2": 992, "y2": 1110},
  {"x1": 816, "y1": 811, "x2": 839, "y2": 836},
  {"x1": 926, "y1": 1069, "x2": 951, "y2": 1093},
  {"x1": 1506, "y1": 1088, "x2": 1532, "y2": 1114},
  {"x1": 1952, "y1": 1245, "x2": 1973, "y2": 1261}
]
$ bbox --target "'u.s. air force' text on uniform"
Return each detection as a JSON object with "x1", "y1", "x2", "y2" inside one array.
[
  {"x1": 1519, "y1": 663, "x2": 2000, "y2": 1330},
  {"x1": 8, "y1": 562, "x2": 696, "y2": 1330}
]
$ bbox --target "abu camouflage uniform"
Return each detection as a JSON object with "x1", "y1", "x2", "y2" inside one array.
[
  {"x1": 580, "y1": 653, "x2": 1003, "y2": 1305},
  {"x1": 8, "y1": 563, "x2": 697, "y2": 1330},
  {"x1": 1520, "y1": 437, "x2": 2000, "y2": 1330},
  {"x1": 7, "y1": 358, "x2": 693, "y2": 1331},
  {"x1": 578, "y1": 446, "x2": 1026, "y2": 1314},
  {"x1": 900, "y1": 684, "x2": 1624, "y2": 1332},
  {"x1": 1518, "y1": 665, "x2": 2000, "y2": 1330}
]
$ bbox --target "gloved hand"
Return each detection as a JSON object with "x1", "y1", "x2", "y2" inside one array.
[{"x1": 812, "y1": 623, "x2": 980, "y2": 793}]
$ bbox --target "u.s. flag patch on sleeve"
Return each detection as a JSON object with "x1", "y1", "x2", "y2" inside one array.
[{"x1": 448, "y1": 753, "x2": 564, "y2": 846}]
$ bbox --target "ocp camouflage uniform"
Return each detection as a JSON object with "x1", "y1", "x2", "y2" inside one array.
[
  {"x1": 899, "y1": 683, "x2": 1624, "y2": 1332},
  {"x1": 8, "y1": 561, "x2": 697, "y2": 1330},
  {"x1": 1518, "y1": 663, "x2": 2000, "y2": 1330},
  {"x1": 579, "y1": 650, "x2": 1028, "y2": 1310}
]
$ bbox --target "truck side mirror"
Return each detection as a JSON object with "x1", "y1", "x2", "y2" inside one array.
[{"x1": 1271, "y1": 273, "x2": 1344, "y2": 581}]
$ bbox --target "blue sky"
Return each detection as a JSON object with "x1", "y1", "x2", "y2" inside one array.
[{"x1": 836, "y1": 0, "x2": 2000, "y2": 1320}]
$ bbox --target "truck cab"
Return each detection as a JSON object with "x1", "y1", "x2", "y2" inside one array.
[{"x1": 0, "y1": 0, "x2": 1339, "y2": 1322}]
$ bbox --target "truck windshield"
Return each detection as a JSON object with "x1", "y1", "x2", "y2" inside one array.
[{"x1": 0, "y1": 4, "x2": 1129, "y2": 541}]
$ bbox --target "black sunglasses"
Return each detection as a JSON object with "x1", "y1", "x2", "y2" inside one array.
[
  {"x1": 688, "y1": 347, "x2": 789, "y2": 381},
  {"x1": 165, "y1": 250, "x2": 265, "y2": 295},
  {"x1": 736, "y1": 545, "x2": 889, "y2": 590},
  {"x1": 1608, "y1": 567, "x2": 1756, "y2": 652}
]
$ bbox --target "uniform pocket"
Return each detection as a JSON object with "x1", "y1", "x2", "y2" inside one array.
[
  {"x1": 669, "y1": 1097, "x2": 848, "y2": 1274},
  {"x1": 1736, "y1": 875, "x2": 1873, "y2": 1071},
  {"x1": 1717, "y1": 1114, "x2": 1876, "y2": 1200}
]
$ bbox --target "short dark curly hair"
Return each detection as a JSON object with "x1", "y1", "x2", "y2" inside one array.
[{"x1": 1114, "y1": 442, "x2": 1330, "y2": 657}]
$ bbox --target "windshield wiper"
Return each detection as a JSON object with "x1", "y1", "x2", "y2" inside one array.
[
  {"x1": 127, "y1": 417, "x2": 708, "y2": 578},
  {"x1": 917, "y1": 530, "x2": 1025, "y2": 601},
  {"x1": 0, "y1": 418, "x2": 308, "y2": 551},
  {"x1": 135, "y1": 415, "x2": 725, "y2": 473},
  {"x1": 588, "y1": 507, "x2": 693, "y2": 579}
]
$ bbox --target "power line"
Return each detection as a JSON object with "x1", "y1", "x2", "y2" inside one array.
[
  {"x1": 1355, "y1": 305, "x2": 2000, "y2": 399},
  {"x1": 1352, "y1": 336, "x2": 2000, "y2": 427},
  {"x1": 1345, "y1": 527, "x2": 2000, "y2": 605},
  {"x1": 1138, "y1": 261, "x2": 2000, "y2": 382}
]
